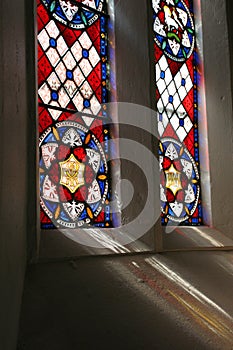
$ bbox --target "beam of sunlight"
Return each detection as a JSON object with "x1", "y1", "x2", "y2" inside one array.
[
  {"x1": 63, "y1": 228, "x2": 131, "y2": 253},
  {"x1": 168, "y1": 290, "x2": 233, "y2": 341},
  {"x1": 191, "y1": 227, "x2": 225, "y2": 247},
  {"x1": 146, "y1": 257, "x2": 233, "y2": 323}
]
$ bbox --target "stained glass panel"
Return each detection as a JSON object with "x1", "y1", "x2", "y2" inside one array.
[
  {"x1": 152, "y1": 0, "x2": 202, "y2": 225},
  {"x1": 37, "y1": 0, "x2": 112, "y2": 229}
]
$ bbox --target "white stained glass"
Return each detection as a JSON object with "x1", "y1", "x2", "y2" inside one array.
[
  {"x1": 176, "y1": 126, "x2": 187, "y2": 142},
  {"x1": 82, "y1": 115, "x2": 94, "y2": 127},
  {"x1": 58, "y1": 88, "x2": 70, "y2": 108},
  {"x1": 46, "y1": 48, "x2": 60, "y2": 66},
  {"x1": 173, "y1": 92, "x2": 181, "y2": 110},
  {"x1": 158, "y1": 55, "x2": 168, "y2": 72},
  {"x1": 39, "y1": 83, "x2": 51, "y2": 104},
  {"x1": 166, "y1": 104, "x2": 174, "y2": 118},
  {"x1": 56, "y1": 36, "x2": 68, "y2": 56},
  {"x1": 82, "y1": 0, "x2": 97, "y2": 10},
  {"x1": 48, "y1": 102, "x2": 62, "y2": 120},
  {"x1": 47, "y1": 72, "x2": 61, "y2": 90},
  {"x1": 43, "y1": 175, "x2": 59, "y2": 202},
  {"x1": 161, "y1": 89, "x2": 169, "y2": 108},
  {"x1": 157, "y1": 99, "x2": 164, "y2": 114},
  {"x1": 71, "y1": 41, "x2": 83, "y2": 62},
  {"x1": 90, "y1": 95, "x2": 101, "y2": 114},
  {"x1": 184, "y1": 116, "x2": 193, "y2": 133},
  {"x1": 178, "y1": 85, "x2": 188, "y2": 101},
  {"x1": 170, "y1": 114, "x2": 179, "y2": 130},
  {"x1": 182, "y1": 30, "x2": 191, "y2": 48},
  {"x1": 63, "y1": 51, "x2": 76, "y2": 70},
  {"x1": 185, "y1": 75, "x2": 193, "y2": 93},
  {"x1": 89, "y1": 46, "x2": 100, "y2": 67},
  {"x1": 160, "y1": 112, "x2": 169, "y2": 129},
  {"x1": 169, "y1": 202, "x2": 183, "y2": 218},
  {"x1": 55, "y1": 62, "x2": 67, "y2": 83},
  {"x1": 185, "y1": 185, "x2": 195, "y2": 203},
  {"x1": 59, "y1": 0, "x2": 79, "y2": 21},
  {"x1": 157, "y1": 79, "x2": 167, "y2": 95},
  {"x1": 180, "y1": 63, "x2": 189, "y2": 79},
  {"x1": 73, "y1": 66, "x2": 85, "y2": 88},
  {"x1": 38, "y1": 29, "x2": 50, "y2": 51},
  {"x1": 87, "y1": 180, "x2": 101, "y2": 204},
  {"x1": 177, "y1": 104, "x2": 187, "y2": 118},
  {"x1": 46, "y1": 20, "x2": 60, "y2": 38},
  {"x1": 73, "y1": 92, "x2": 84, "y2": 110},
  {"x1": 79, "y1": 32, "x2": 92, "y2": 50},
  {"x1": 80, "y1": 81, "x2": 93, "y2": 99},
  {"x1": 152, "y1": 0, "x2": 161, "y2": 13},
  {"x1": 158, "y1": 121, "x2": 165, "y2": 136},
  {"x1": 154, "y1": 17, "x2": 166, "y2": 37},
  {"x1": 168, "y1": 39, "x2": 180, "y2": 56},
  {"x1": 79, "y1": 59, "x2": 93, "y2": 77},
  {"x1": 160, "y1": 185, "x2": 167, "y2": 202},
  {"x1": 167, "y1": 81, "x2": 176, "y2": 97},
  {"x1": 64, "y1": 80, "x2": 77, "y2": 98},
  {"x1": 181, "y1": 159, "x2": 193, "y2": 179}
]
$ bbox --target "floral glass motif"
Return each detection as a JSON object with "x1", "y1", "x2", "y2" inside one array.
[
  {"x1": 152, "y1": 0, "x2": 202, "y2": 225},
  {"x1": 38, "y1": 0, "x2": 111, "y2": 228}
]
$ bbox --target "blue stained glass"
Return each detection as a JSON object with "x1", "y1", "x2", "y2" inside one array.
[
  {"x1": 83, "y1": 99, "x2": 90, "y2": 108},
  {"x1": 90, "y1": 203, "x2": 99, "y2": 212},
  {"x1": 80, "y1": 209, "x2": 87, "y2": 220},
  {"x1": 160, "y1": 71, "x2": 165, "y2": 79},
  {"x1": 44, "y1": 134, "x2": 56, "y2": 143},
  {"x1": 61, "y1": 211, "x2": 69, "y2": 221},
  {"x1": 42, "y1": 0, "x2": 105, "y2": 28},
  {"x1": 66, "y1": 70, "x2": 73, "y2": 79},
  {"x1": 169, "y1": 96, "x2": 173, "y2": 103},
  {"x1": 44, "y1": 200, "x2": 57, "y2": 212},
  {"x1": 89, "y1": 140, "x2": 98, "y2": 150},
  {"x1": 82, "y1": 49, "x2": 89, "y2": 58},
  {"x1": 99, "y1": 163, "x2": 104, "y2": 172},
  {"x1": 99, "y1": 181, "x2": 105, "y2": 194},
  {"x1": 51, "y1": 91, "x2": 58, "y2": 101},
  {"x1": 179, "y1": 119, "x2": 184, "y2": 127},
  {"x1": 49, "y1": 38, "x2": 57, "y2": 47},
  {"x1": 39, "y1": 0, "x2": 112, "y2": 229}
]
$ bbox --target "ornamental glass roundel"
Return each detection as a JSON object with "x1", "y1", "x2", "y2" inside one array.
[
  {"x1": 159, "y1": 138, "x2": 200, "y2": 223},
  {"x1": 152, "y1": 0, "x2": 195, "y2": 62},
  {"x1": 39, "y1": 121, "x2": 109, "y2": 228},
  {"x1": 42, "y1": 0, "x2": 105, "y2": 28}
]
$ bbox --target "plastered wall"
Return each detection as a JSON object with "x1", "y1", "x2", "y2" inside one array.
[
  {"x1": 0, "y1": 1, "x2": 29, "y2": 349},
  {"x1": 201, "y1": 0, "x2": 233, "y2": 237}
]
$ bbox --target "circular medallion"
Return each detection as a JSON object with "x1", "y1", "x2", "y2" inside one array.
[
  {"x1": 152, "y1": 0, "x2": 195, "y2": 62},
  {"x1": 159, "y1": 138, "x2": 200, "y2": 223},
  {"x1": 42, "y1": 0, "x2": 104, "y2": 29},
  {"x1": 39, "y1": 121, "x2": 109, "y2": 228}
]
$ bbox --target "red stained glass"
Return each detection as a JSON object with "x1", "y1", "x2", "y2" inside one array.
[
  {"x1": 152, "y1": 0, "x2": 202, "y2": 225},
  {"x1": 38, "y1": 0, "x2": 111, "y2": 229}
]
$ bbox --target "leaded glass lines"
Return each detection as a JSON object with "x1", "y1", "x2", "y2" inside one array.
[
  {"x1": 152, "y1": 0, "x2": 202, "y2": 225},
  {"x1": 38, "y1": 0, "x2": 111, "y2": 229}
]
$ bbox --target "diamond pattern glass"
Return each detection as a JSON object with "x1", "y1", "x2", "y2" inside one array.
[
  {"x1": 38, "y1": 0, "x2": 111, "y2": 229},
  {"x1": 152, "y1": 0, "x2": 202, "y2": 225}
]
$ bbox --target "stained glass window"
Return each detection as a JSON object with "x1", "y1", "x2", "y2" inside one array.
[
  {"x1": 37, "y1": 0, "x2": 112, "y2": 229},
  {"x1": 151, "y1": 0, "x2": 202, "y2": 225}
]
